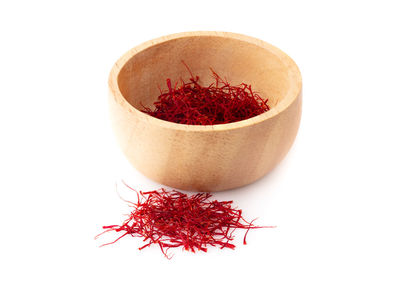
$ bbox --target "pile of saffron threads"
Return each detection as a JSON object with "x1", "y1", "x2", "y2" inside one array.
[
  {"x1": 96, "y1": 185, "x2": 274, "y2": 259},
  {"x1": 142, "y1": 64, "x2": 270, "y2": 125}
]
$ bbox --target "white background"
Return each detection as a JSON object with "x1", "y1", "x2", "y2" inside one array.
[{"x1": 1, "y1": 1, "x2": 399, "y2": 283}]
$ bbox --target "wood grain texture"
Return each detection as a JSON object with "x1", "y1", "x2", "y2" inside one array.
[{"x1": 109, "y1": 31, "x2": 302, "y2": 192}]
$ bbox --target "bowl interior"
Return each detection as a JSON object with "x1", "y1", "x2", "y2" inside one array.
[{"x1": 117, "y1": 35, "x2": 293, "y2": 113}]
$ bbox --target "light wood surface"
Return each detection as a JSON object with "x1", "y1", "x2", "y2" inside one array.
[{"x1": 109, "y1": 31, "x2": 302, "y2": 192}]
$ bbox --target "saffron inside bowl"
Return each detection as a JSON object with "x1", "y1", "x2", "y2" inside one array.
[{"x1": 141, "y1": 63, "x2": 270, "y2": 125}]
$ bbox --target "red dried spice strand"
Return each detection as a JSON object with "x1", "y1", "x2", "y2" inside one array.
[
  {"x1": 141, "y1": 63, "x2": 270, "y2": 125},
  {"x1": 96, "y1": 184, "x2": 275, "y2": 259}
]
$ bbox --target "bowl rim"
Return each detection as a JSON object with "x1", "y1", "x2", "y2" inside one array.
[{"x1": 108, "y1": 31, "x2": 302, "y2": 132}]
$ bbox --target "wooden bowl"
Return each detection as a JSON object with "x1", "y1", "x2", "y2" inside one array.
[{"x1": 109, "y1": 31, "x2": 302, "y2": 192}]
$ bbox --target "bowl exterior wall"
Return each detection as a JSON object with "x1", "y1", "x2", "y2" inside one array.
[{"x1": 109, "y1": 91, "x2": 301, "y2": 191}]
